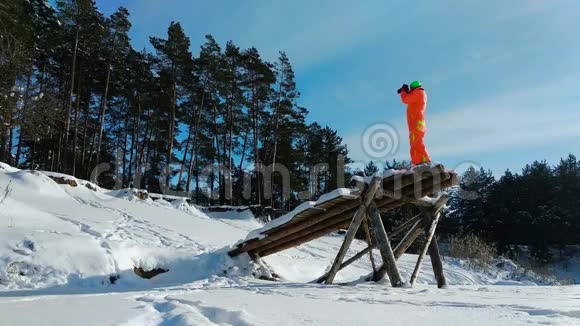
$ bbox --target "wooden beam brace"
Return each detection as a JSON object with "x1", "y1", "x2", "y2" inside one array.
[
  {"x1": 409, "y1": 210, "x2": 441, "y2": 286},
  {"x1": 253, "y1": 209, "x2": 355, "y2": 257},
  {"x1": 372, "y1": 220, "x2": 423, "y2": 282},
  {"x1": 390, "y1": 213, "x2": 423, "y2": 238},
  {"x1": 228, "y1": 198, "x2": 361, "y2": 257},
  {"x1": 367, "y1": 202, "x2": 403, "y2": 286},
  {"x1": 393, "y1": 220, "x2": 425, "y2": 260},
  {"x1": 325, "y1": 177, "x2": 382, "y2": 284},
  {"x1": 256, "y1": 217, "x2": 350, "y2": 257},
  {"x1": 362, "y1": 217, "x2": 377, "y2": 273},
  {"x1": 428, "y1": 235, "x2": 447, "y2": 288},
  {"x1": 314, "y1": 246, "x2": 373, "y2": 283}
]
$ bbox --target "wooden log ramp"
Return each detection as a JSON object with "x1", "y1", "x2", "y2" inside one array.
[{"x1": 228, "y1": 164, "x2": 458, "y2": 288}]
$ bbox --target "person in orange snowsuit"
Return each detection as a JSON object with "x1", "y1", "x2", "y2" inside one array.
[{"x1": 398, "y1": 80, "x2": 431, "y2": 166}]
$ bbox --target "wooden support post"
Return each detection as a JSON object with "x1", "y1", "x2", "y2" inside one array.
[
  {"x1": 425, "y1": 195, "x2": 448, "y2": 288},
  {"x1": 428, "y1": 235, "x2": 446, "y2": 288},
  {"x1": 315, "y1": 246, "x2": 372, "y2": 283},
  {"x1": 410, "y1": 194, "x2": 449, "y2": 288},
  {"x1": 367, "y1": 202, "x2": 403, "y2": 286},
  {"x1": 409, "y1": 211, "x2": 440, "y2": 286},
  {"x1": 325, "y1": 177, "x2": 381, "y2": 284},
  {"x1": 229, "y1": 199, "x2": 362, "y2": 257},
  {"x1": 393, "y1": 220, "x2": 425, "y2": 259},
  {"x1": 372, "y1": 213, "x2": 426, "y2": 282},
  {"x1": 362, "y1": 217, "x2": 377, "y2": 273},
  {"x1": 254, "y1": 209, "x2": 356, "y2": 257},
  {"x1": 390, "y1": 213, "x2": 423, "y2": 238}
]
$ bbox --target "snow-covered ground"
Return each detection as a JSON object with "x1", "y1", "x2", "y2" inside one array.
[{"x1": 0, "y1": 162, "x2": 578, "y2": 325}]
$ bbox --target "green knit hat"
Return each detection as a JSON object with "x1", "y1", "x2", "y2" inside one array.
[{"x1": 410, "y1": 80, "x2": 422, "y2": 89}]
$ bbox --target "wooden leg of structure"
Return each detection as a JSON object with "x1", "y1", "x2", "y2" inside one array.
[
  {"x1": 428, "y1": 235, "x2": 447, "y2": 288},
  {"x1": 393, "y1": 220, "x2": 425, "y2": 260},
  {"x1": 390, "y1": 213, "x2": 422, "y2": 238},
  {"x1": 418, "y1": 195, "x2": 448, "y2": 288},
  {"x1": 372, "y1": 213, "x2": 425, "y2": 282},
  {"x1": 315, "y1": 246, "x2": 372, "y2": 283},
  {"x1": 362, "y1": 217, "x2": 377, "y2": 273},
  {"x1": 367, "y1": 202, "x2": 403, "y2": 286},
  {"x1": 325, "y1": 177, "x2": 382, "y2": 284},
  {"x1": 409, "y1": 211, "x2": 440, "y2": 286}
]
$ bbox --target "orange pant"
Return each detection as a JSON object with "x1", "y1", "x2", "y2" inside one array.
[{"x1": 408, "y1": 116, "x2": 431, "y2": 166}]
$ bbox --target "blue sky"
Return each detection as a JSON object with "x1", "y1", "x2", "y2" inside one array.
[{"x1": 92, "y1": 0, "x2": 580, "y2": 176}]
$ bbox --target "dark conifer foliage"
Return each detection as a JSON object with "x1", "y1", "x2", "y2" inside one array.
[
  {"x1": 0, "y1": 2, "x2": 351, "y2": 208},
  {"x1": 443, "y1": 155, "x2": 580, "y2": 257}
]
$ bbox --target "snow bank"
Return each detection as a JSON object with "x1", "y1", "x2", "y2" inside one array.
[{"x1": 0, "y1": 163, "x2": 262, "y2": 292}]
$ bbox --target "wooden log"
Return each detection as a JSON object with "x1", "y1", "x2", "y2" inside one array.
[
  {"x1": 231, "y1": 167, "x2": 458, "y2": 258},
  {"x1": 325, "y1": 177, "x2": 382, "y2": 284},
  {"x1": 380, "y1": 164, "x2": 444, "y2": 200},
  {"x1": 253, "y1": 209, "x2": 355, "y2": 257},
  {"x1": 367, "y1": 202, "x2": 403, "y2": 286},
  {"x1": 375, "y1": 173, "x2": 451, "y2": 212},
  {"x1": 253, "y1": 178, "x2": 450, "y2": 258},
  {"x1": 228, "y1": 198, "x2": 362, "y2": 257},
  {"x1": 256, "y1": 198, "x2": 360, "y2": 237},
  {"x1": 314, "y1": 246, "x2": 373, "y2": 283},
  {"x1": 256, "y1": 201, "x2": 419, "y2": 258},
  {"x1": 422, "y1": 194, "x2": 448, "y2": 288},
  {"x1": 393, "y1": 220, "x2": 425, "y2": 259},
  {"x1": 256, "y1": 217, "x2": 351, "y2": 257},
  {"x1": 409, "y1": 210, "x2": 441, "y2": 287},
  {"x1": 390, "y1": 213, "x2": 423, "y2": 238},
  {"x1": 377, "y1": 174, "x2": 456, "y2": 214},
  {"x1": 372, "y1": 218, "x2": 425, "y2": 282},
  {"x1": 362, "y1": 217, "x2": 377, "y2": 273},
  {"x1": 428, "y1": 235, "x2": 447, "y2": 288}
]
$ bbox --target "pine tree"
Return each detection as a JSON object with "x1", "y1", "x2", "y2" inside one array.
[
  {"x1": 364, "y1": 161, "x2": 380, "y2": 175},
  {"x1": 150, "y1": 22, "x2": 192, "y2": 191}
]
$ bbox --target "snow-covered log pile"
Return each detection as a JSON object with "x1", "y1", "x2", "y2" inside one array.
[{"x1": 229, "y1": 163, "x2": 459, "y2": 259}]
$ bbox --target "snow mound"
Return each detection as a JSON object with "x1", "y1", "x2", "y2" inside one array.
[
  {"x1": 0, "y1": 169, "x2": 69, "y2": 200},
  {"x1": 204, "y1": 206, "x2": 256, "y2": 221}
]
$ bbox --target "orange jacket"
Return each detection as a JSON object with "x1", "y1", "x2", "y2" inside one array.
[
  {"x1": 400, "y1": 87, "x2": 427, "y2": 121},
  {"x1": 400, "y1": 87, "x2": 427, "y2": 134}
]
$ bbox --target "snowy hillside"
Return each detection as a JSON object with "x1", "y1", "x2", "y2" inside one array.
[{"x1": 0, "y1": 163, "x2": 578, "y2": 325}]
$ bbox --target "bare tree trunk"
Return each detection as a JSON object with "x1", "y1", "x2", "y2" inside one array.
[
  {"x1": 166, "y1": 76, "x2": 177, "y2": 190},
  {"x1": 251, "y1": 78, "x2": 261, "y2": 206},
  {"x1": 63, "y1": 27, "x2": 80, "y2": 169},
  {"x1": 15, "y1": 72, "x2": 33, "y2": 167},
  {"x1": 271, "y1": 71, "x2": 283, "y2": 207},
  {"x1": 80, "y1": 94, "x2": 89, "y2": 169},
  {"x1": 128, "y1": 93, "x2": 141, "y2": 186},
  {"x1": 212, "y1": 104, "x2": 223, "y2": 204},
  {"x1": 220, "y1": 105, "x2": 230, "y2": 204},
  {"x1": 176, "y1": 124, "x2": 192, "y2": 190},
  {"x1": 7, "y1": 124, "x2": 13, "y2": 165},
  {"x1": 71, "y1": 76, "x2": 81, "y2": 176},
  {"x1": 95, "y1": 64, "x2": 112, "y2": 165},
  {"x1": 186, "y1": 89, "x2": 205, "y2": 193},
  {"x1": 228, "y1": 104, "x2": 234, "y2": 205},
  {"x1": 122, "y1": 102, "x2": 130, "y2": 186}
]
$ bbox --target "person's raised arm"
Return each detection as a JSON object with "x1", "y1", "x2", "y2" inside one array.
[{"x1": 400, "y1": 89, "x2": 417, "y2": 104}]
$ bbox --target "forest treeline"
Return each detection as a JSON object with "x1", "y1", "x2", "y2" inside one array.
[
  {"x1": 370, "y1": 156, "x2": 580, "y2": 264},
  {"x1": 444, "y1": 155, "x2": 580, "y2": 262},
  {"x1": 0, "y1": 0, "x2": 350, "y2": 208}
]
